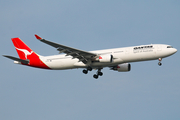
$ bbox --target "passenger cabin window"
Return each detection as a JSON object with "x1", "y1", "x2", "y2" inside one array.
[{"x1": 167, "y1": 46, "x2": 173, "y2": 48}]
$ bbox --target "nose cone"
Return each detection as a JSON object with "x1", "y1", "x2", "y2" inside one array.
[
  {"x1": 173, "y1": 48, "x2": 177, "y2": 53},
  {"x1": 169, "y1": 48, "x2": 177, "y2": 55}
]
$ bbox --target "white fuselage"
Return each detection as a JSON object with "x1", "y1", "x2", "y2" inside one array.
[{"x1": 39, "y1": 44, "x2": 177, "y2": 70}]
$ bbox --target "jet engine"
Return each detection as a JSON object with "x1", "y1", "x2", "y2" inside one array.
[
  {"x1": 98, "y1": 55, "x2": 113, "y2": 63},
  {"x1": 112, "y1": 63, "x2": 131, "y2": 72}
]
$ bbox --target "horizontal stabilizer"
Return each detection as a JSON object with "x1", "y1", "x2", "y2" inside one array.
[{"x1": 3, "y1": 55, "x2": 29, "y2": 64}]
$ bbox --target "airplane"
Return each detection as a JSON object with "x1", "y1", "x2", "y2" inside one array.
[{"x1": 3, "y1": 34, "x2": 177, "y2": 79}]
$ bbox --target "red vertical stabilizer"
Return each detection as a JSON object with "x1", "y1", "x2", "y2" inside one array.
[{"x1": 11, "y1": 38, "x2": 50, "y2": 69}]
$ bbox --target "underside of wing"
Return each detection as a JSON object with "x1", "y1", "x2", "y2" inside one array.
[{"x1": 35, "y1": 34, "x2": 97, "y2": 64}]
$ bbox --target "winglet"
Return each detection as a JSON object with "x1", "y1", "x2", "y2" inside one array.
[{"x1": 35, "y1": 34, "x2": 43, "y2": 40}]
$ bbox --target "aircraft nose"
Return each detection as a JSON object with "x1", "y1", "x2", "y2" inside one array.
[
  {"x1": 168, "y1": 48, "x2": 177, "y2": 56},
  {"x1": 173, "y1": 48, "x2": 177, "y2": 53}
]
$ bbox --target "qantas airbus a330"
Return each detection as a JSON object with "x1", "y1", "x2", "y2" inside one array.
[{"x1": 3, "y1": 35, "x2": 177, "y2": 79}]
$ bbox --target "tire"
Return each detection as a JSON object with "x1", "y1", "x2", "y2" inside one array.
[
  {"x1": 83, "y1": 70, "x2": 88, "y2": 74},
  {"x1": 158, "y1": 62, "x2": 162, "y2": 66},
  {"x1": 98, "y1": 72, "x2": 103, "y2": 76},
  {"x1": 93, "y1": 74, "x2": 98, "y2": 79},
  {"x1": 87, "y1": 67, "x2": 92, "y2": 71}
]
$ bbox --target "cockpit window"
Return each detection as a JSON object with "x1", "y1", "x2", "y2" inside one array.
[{"x1": 167, "y1": 46, "x2": 173, "y2": 48}]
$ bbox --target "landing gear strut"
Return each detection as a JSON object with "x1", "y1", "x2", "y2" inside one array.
[{"x1": 158, "y1": 58, "x2": 162, "y2": 66}]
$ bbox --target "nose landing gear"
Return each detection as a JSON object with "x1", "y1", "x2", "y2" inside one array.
[{"x1": 158, "y1": 58, "x2": 162, "y2": 66}]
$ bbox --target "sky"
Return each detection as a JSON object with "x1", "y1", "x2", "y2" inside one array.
[{"x1": 0, "y1": 0, "x2": 180, "y2": 120}]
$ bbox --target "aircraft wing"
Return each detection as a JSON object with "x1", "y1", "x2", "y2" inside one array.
[{"x1": 35, "y1": 34, "x2": 97, "y2": 64}]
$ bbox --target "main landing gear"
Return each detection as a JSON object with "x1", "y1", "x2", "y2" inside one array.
[
  {"x1": 82, "y1": 67, "x2": 103, "y2": 79},
  {"x1": 93, "y1": 69, "x2": 103, "y2": 79},
  {"x1": 82, "y1": 66, "x2": 92, "y2": 74},
  {"x1": 158, "y1": 58, "x2": 162, "y2": 66}
]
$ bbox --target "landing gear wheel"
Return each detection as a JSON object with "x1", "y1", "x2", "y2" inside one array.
[
  {"x1": 83, "y1": 69, "x2": 88, "y2": 74},
  {"x1": 158, "y1": 62, "x2": 162, "y2": 66},
  {"x1": 87, "y1": 67, "x2": 92, "y2": 71},
  {"x1": 98, "y1": 72, "x2": 103, "y2": 76},
  {"x1": 93, "y1": 74, "x2": 98, "y2": 79}
]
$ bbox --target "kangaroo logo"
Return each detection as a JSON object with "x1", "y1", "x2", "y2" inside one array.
[{"x1": 15, "y1": 47, "x2": 33, "y2": 59}]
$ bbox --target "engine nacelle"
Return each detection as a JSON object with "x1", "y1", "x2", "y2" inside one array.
[
  {"x1": 112, "y1": 63, "x2": 131, "y2": 72},
  {"x1": 98, "y1": 55, "x2": 113, "y2": 63}
]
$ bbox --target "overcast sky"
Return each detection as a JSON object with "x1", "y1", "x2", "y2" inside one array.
[{"x1": 0, "y1": 0, "x2": 180, "y2": 120}]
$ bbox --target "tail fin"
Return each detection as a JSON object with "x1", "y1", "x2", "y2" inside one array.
[
  {"x1": 12, "y1": 38, "x2": 35, "y2": 60},
  {"x1": 11, "y1": 38, "x2": 50, "y2": 69}
]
